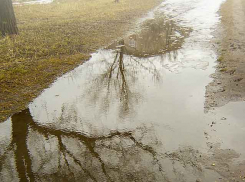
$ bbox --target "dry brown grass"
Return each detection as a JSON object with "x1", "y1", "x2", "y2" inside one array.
[{"x1": 0, "y1": 0, "x2": 161, "y2": 121}]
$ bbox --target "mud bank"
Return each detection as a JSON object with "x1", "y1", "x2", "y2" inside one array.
[{"x1": 205, "y1": 0, "x2": 245, "y2": 110}]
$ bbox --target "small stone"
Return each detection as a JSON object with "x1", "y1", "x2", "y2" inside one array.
[{"x1": 234, "y1": 78, "x2": 243, "y2": 82}]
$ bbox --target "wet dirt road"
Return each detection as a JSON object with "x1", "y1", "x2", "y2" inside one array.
[
  {"x1": 205, "y1": 0, "x2": 245, "y2": 110},
  {"x1": 1, "y1": 0, "x2": 245, "y2": 181}
]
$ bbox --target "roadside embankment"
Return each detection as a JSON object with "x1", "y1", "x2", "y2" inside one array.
[
  {"x1": 0, "y1": 0, "x2": 161, "y2": 122},
  {"x1": 205, "y1": 0, "x2": 245, "y2": 111}
]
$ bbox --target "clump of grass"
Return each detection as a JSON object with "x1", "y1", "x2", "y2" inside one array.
[
  {"x1": 220, "y1": 68, "x2": 228, "y2": 72},
  {"x1": 0, "y1": 0, "x2": 161, "y2": 122},
  {"x1": 217, "y1": 56, "x2": 224, "y2": 62}
]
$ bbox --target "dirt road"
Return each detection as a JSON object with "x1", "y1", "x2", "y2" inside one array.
[{"x1": 206, "y1": 0, "x2": 245, "y2": 110}]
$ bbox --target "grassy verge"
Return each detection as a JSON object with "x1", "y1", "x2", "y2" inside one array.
[{"x1": 0, "y1": 0, "x2": 161, "y2": 122}]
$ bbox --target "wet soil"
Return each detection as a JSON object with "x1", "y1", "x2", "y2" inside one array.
[{"x1": 205, "y1": 0, "x2": 245, "y2": 110}]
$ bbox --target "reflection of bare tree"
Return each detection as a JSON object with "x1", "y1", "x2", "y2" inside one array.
[
  {"x1": 11, "y1": 110, "x2": 34, "y2": 182},
  {"x1": 79, "y1": 17, "x2": 190, "y2": 118},
  {"x1": 2, "y1": 109, "x2": 242, "y2": 181},
  {"x1": 83, "y1": 40, "x2": 162, "y2": 118},
  {"x1": 108, "y1": 17, "x2": 190, "y2": 57},
  {"x1": 0, "y1": 109, "x2": 167, "y2": 181}
]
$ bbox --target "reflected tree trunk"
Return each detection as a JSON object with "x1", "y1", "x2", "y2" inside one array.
[
  {"x1": 12, "y1": 109, "x2": 35, "y2": 182},
  {"x1": 0, "y1": 0, "x2": 18, "y2": 36},
  {"x1": 0, "y1": 106, "x2": 164, "y2": 181}
]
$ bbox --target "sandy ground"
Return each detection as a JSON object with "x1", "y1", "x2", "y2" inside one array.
[{"x1": 205, "y1": 0, "x2": 245, "y2": 110}]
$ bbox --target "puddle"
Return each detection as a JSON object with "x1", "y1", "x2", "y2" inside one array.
[
  {"x1": 13, "y1": 0, "x2": 53, "y2": 5},
  {"x1": 108, "y1": 16, "x2": 190, "y2": 57},
  {"x1": 206, "y1": 102, "x2": 245, "y2": 157},
  {"x1": 2, "y1": 0, "x2": 245, "y2": 181}
]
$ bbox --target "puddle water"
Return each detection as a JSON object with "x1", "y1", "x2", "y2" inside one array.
[
  {"x1": 13, "y1": 0, "x2": 53, "y2": 5},
  {"x1": 2, "y1": 0, "x2": 245, "y2": 181}
]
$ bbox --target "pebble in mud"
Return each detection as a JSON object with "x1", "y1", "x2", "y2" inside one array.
[
  {"x1": 210, "y1": 121, "x2": 216, "y2": 127},
  {"x1": 204, "y1": 132, "x2": 210, "y2": 140},
  {"x1": 234, "y1": 78, "x2": 243, "y2": 82}
]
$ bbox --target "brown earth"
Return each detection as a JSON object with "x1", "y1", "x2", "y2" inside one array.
[{"x1": 205, "y1": 0, "x2": 245, "y2": 111}]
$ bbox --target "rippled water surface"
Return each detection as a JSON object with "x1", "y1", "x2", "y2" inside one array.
[{"x1": 2, "y1": 0, "x2": 245, "y2": 181}]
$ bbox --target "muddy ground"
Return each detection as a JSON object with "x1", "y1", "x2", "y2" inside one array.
[{"x1": 205, "y1": 0, "x2": 245, "y2": 110}]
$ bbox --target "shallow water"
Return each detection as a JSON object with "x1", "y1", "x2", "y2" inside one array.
[
  {"x1": 13, "y1": 0, "x2": 53, "y2": 5},
  {"x1": 1, "y1": 0, "x2": 245, "y2": 181}
]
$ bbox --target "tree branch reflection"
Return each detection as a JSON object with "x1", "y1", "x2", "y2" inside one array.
[{"x1": 1, "y1": 109, "x2": 166, "y2": 181}]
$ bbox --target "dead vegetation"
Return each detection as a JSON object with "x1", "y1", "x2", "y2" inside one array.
[{"x1": 0, "y1": 0, "x2": 161, "y2": 122}]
